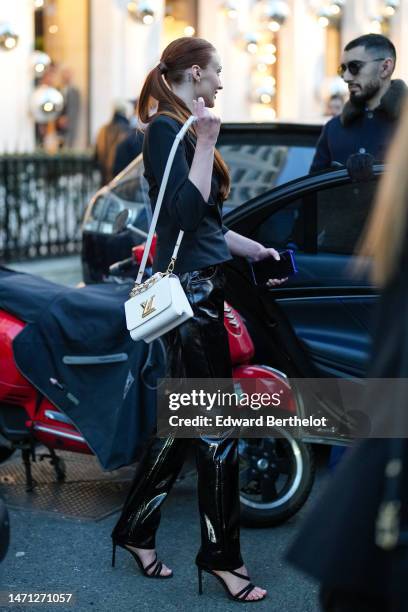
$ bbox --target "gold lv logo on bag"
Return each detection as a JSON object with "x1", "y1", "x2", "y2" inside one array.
[{"x1": 141, "y1": 295, "x2": 156, "y2": 318}]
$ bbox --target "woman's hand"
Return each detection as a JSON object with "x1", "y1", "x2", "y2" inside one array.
[
  {"x1": 224, "y1": 231, "x2": 288, "y2": 286},
  {"x1": 192, "y1": 97, "x2": 220, "y2": 146},
  {"x1": 252, "y1": 245, "x2": 288, "y2": 287}
]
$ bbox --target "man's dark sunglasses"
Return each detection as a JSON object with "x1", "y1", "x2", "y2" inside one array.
[{"x1": 337, "y1": 58, "x2": 385, "y2": 77}]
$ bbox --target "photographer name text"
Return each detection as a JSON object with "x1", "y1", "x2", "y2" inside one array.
[{"x1": 167, "y1": 415, "x2": 328, "y2": 428}]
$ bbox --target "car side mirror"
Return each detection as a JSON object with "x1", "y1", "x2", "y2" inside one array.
[
  {"x1": 113, "y1": 209, "x2": 148, "y2": 239},
  {"x1": 113, "y1": 209, "x2": 131, "y2": 234}
]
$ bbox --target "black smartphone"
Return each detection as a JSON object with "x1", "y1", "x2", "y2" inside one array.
[{"x1": 251, "y1": 250, "x2": 297, "y2": 285}]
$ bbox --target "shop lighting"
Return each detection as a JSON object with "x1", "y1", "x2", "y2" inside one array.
[
  {"x1": 34, "y1": 0, "x2": 45, "y2": 8},
  {"x1": 247, "y1": 42, "x2": 258, "y2": 54},
  {"x1": 329, "y1": 4, "x2": 341, "y2": 15},
  {"x1": 48, "y1": 24, "x2": 58, "y2": 34},
  {"x1": 381, "y1": 0, "x2": 400, "y2": 19},
  {"x1": 30, "y1": 85, "x2": 64, "y2": 122},
  {"x1": 255, "y1": 83, "x2": 276, "y2": 105},
  {"x1": 5, "y1": 37, "x2": 16, "y2": 49},
  {"x1": 184, "y1": 26, "x2": 195, "y2": 36},
  {"x1": 0, "y1": 23, "x2": 19, "y2": 51},
  {"x1": 316, "y1": 1, "x2": 343, "y2": 27},
  {"x1": 31, "y1": 50, "x2": 51, "y2": 75},
  {"x1": 265, "y1": 43, "x2": 277, "y2": 54},
  {"x1": 268, "y1": 21, "x2": 281, "y2": 32},
  {"x1": 128, "y1": 1, "x2": 156, "y2": 25},
  {"x1": 264, "y1": 75, "x2": 276, "y2": 87},
  {"x1": 128, "y1": 0, "x2": 137, "y2": 13},
  {"x1": 263, "y1": 0, "x2": 290, "y2": 27},
  {"x1": 318, "y1": 16, "x2": 329, "y2": 27},
  {"x1": 221, "y1": 1, "x2": 238, "y2": 19},
  {"x1": 369, "y1": 17, "x2": 383, "y2": 33}
]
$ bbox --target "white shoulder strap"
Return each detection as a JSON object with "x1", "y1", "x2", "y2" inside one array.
[{"x1": 136, "y1": 115, "x2": 196, "y2": 285}]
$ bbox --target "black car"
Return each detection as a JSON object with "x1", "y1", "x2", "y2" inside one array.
[
  {"x1": 81, "y1": 121, "x2": 322, "y2": 283},
  {"x1": 223, "y1": 165, "x2": 380, "y2": 383},
  {"x1": 81, "y1": 122, "x2": 382, "y2": 526}
]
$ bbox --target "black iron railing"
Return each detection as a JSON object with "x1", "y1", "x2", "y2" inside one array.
[{"x1": 0, "y1": 153, "x2": 101, "y2": 261}]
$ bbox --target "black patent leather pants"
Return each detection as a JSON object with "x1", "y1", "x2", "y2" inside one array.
[{"x1": 112, "y1": 265, "x2": 244, "y2": 570}]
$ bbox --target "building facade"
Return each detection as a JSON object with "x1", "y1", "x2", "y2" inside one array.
[{"x1": 0, "y1": 0, "x2": 407, "y2": 152}]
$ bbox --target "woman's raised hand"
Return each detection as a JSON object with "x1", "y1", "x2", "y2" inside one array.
[{"x1": 192, "y1": 97, "x2": 221, "y2": 146}]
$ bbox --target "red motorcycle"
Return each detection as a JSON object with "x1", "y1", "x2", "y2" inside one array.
[{"x1": 0, "y1": 248, "x2": 314, "y2": 526}]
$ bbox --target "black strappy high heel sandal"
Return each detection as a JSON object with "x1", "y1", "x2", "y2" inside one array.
[
  {"x1": 197, "y1": 565, "x2": 266, "y2": 602},
  {"x1": 111, "y1": 540, "x2": 173, "y2": 579}
]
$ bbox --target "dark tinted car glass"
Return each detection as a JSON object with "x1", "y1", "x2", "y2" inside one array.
[
  {"x1": 254, "y1": 199, "x2": 304, "y2": 251},
  {"x1": 219, "y1": 143, "x2": 316, "y2": 210},
  {"x1": 317, "y1": 181, "x2": 377, "y2": 254},
  {"x1": 251, "y1": 177, "x2": 379, "y2": 256}
]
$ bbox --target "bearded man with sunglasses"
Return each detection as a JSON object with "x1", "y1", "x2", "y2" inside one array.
[{"x1": 310, "y1": 33, "x2": 406, "y2": 173}]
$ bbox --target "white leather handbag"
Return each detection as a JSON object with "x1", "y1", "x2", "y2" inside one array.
[{"x1": 124, "y1": 116, "x2": 195, "y2": 344}]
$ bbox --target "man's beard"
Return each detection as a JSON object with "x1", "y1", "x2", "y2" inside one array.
[{"x1": 350, "y1": 80, "x2": 381, "y2": 107}]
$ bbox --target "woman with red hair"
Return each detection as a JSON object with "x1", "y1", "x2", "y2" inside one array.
[{"x1": 110, "y1": 37, "x2": 285, "y2": 602}]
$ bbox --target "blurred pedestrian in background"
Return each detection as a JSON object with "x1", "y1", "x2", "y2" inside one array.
[
  {"x1": 95, "y1": 100, "x2": 131, "y2": 185},
  {"x1": 311, "y1": 34, "x2": 406, "y2": 173},
  {"x1": 325, "y1": 93, "x2": 344, "y2": 118},
  {"x1": 57, "y1": 66, "x2": 80, "y2": 149},
  {"x1": 287, "y1": 97, "x2": 408, "y2": 612},
  {"x1": 112, "y1": 98, "x2": 143, "y2": 176},
  {"x1": 35, "y1": 63, "x2": 59, "y2": 150}
]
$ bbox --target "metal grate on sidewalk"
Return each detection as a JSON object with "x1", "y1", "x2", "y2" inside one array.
[{"x1": 0, "y1": 450, "x2": 136, "y2": 521}]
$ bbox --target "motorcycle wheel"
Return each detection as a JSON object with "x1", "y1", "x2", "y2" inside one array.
[
  {"x1": 0, "y1": 447, "x2": 14, "y2": 464},
  {"x1": 238, "y1": 432, "x2": 315, "y2": 527}
]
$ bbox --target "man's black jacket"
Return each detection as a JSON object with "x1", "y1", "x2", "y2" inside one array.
[{"x1": 310, "y1": 79, "x2": 407, "y2": 173}]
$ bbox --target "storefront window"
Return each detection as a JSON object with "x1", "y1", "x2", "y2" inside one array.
[
  {"x1": 33, "y1": 0, "x2": 89, "y2": 151},
  {"x1": 163, "y1": 0, "x2": 198, "y2": 45}
]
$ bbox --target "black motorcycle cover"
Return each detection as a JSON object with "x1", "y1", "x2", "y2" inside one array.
[{"x1": 0, "y1": 267, "x2": 164, "y2": 470}]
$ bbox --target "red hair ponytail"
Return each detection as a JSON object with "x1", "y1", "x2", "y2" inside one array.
[{"x1": 137, "y1": 37, "x2": 231, "y2": 201}]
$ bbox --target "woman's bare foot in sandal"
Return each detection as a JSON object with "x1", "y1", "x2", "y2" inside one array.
[
  {"x1": 213, "y1": 565, "x2": 267, "y2": 601},
  {"x1": 126, "y1": 545, "x2": 172, "y2": 577}
]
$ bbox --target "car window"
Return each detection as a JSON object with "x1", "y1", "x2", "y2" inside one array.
[
  {"x1": 219, "y1": 144, "x2": 316, "y2": 211},
  {"x1": 317, "y1": 181, "x2": 377, "y2": 254},
  {"x1": 254, "y1": 199, "x2": 304, "y2": 251},
  {"x1": 219, "y1": 145, "x2": 288, "y2": 209},
  {"x1": 251, "y1": 178, "x2": 378, "y2": 255}
]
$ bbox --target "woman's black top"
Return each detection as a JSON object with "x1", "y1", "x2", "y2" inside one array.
[{"x1": 143, "y1": 114, "x2": 232, "y2": 274}]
